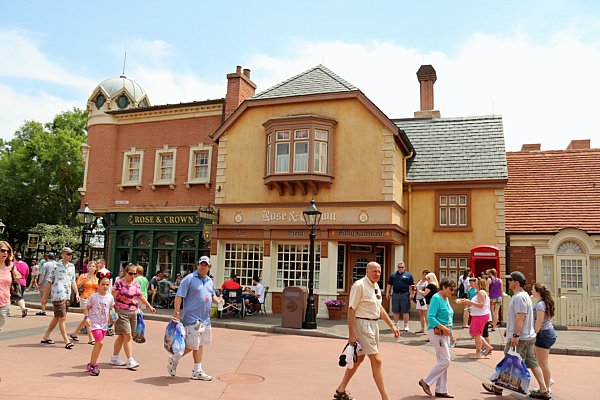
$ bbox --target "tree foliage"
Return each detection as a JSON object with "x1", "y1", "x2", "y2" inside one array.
[
  {"x1": 31, "y1": 223, "x2": 81, "y2": 251},
  {"x1": 0, "y1": 108, "x2": 87, "y2": 250}
]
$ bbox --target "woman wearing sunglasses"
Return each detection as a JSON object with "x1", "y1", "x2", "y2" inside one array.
[
  {"x1": 110, "y1": 263, "x2": 156, "y2": 370},
  {"x1": 0, "y1": 241, "x2": 21, "y2": 332}
]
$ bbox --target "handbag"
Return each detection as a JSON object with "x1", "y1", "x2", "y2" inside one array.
[
  {"x1": 489, "y1": 347, "x2": 531, "y2": 394},
  {"x1": 134, "y1": 310, "x2": 146, "y2": 343},
  {"x1": 10, "y1": 266, "x2": 22, "y2": 301}
]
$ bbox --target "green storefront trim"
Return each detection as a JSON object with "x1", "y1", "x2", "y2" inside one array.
[{"x1": 105, "y1": 211, "x2": 217, "y2": 279}]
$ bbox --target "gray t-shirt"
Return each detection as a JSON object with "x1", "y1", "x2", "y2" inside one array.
[
  {"x1": 38, "y1": 260, "x2": 56, "y2": 286},
  {"x1": 507, "y1": 290, "x2": 535, "y2": 340},
  {"x1": 534, "y1": 300, "x2": 554, "y2": 331}
]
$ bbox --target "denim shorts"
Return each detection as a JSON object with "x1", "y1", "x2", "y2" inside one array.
[{"x1": 535, "y1": 328, "x2": 557, "y2": 349}]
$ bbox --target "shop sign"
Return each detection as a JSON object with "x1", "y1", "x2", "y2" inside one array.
[
  {"x1": 330, "y1": 230, "x2": 389, "y2": 238},
  {"x1": 473, "y1": 252, "x2": 497, "y2": 257},
  {"x1": 260, "y1": 210, "x2": 337, "y2": 223},
  {"x1": 127, "y1": 214, "x2": 202, "y2": 226}
]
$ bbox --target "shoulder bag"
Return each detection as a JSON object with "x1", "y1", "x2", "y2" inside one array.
[{"x1": 10, "y1": 266, "x2": 23, "y2": 301}]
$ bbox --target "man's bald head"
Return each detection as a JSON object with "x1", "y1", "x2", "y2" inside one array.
[{"x1": 366, "y1": 261, "x2": 382, "y2": 283}]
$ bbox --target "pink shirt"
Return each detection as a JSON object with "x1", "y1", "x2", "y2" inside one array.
[
  {"x1": 113, "y1": 278, "x2": 142, "y2": 311},
  {"x1": 0, "y1": 267, "x2": 12, "y2": 306},
  {"x1": 14, "y1": 261, "x2": 29, "y2": 286}
]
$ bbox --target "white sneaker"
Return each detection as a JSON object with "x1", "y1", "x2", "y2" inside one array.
[
  {"x1": 167, "y1": 356, "x2": 178, "y2": 377},
  {"x1": 403, "y1": 325, "x2": 409, "y2": 332},
  {"x1": 531, "y1": 378, "x2": 555, "y2": 394},
  {"x1": 109, "y1": 357, "x2": 126, "y2": 366},
  {"x1": 191, "y1": 370, "x2": 212, "y2": 381},
  {"x1": 126, "y1": 359, "x2": 140, "y2": 370}
]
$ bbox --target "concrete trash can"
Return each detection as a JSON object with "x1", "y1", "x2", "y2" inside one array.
[{"x1": 281, "y1": 286, "x2": 308, "y2": 329}]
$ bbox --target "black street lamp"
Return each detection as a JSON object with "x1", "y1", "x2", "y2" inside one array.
[
  {"x1": 302, "y1": 199, "x2": 322, "y2": 329},
  {"x1": 77, "y1": 203, "x2": 95, "y2": 266},
  {"x1": 0, "y1": 220, "x2": 5, "y2": 236}
]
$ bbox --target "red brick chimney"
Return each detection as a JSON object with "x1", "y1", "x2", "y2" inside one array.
[
  {"x1": 566, "y1": 139, "x2": 590, "y2": 150},
  {"x1": 414, "y1": 65, "x2": 441, "y2": 118},
  {"x1": 225, "y1": 65, "x2": 256, "y2": 120},
  {"x1": 521, "y1": 143, "x2": 541, "y2": 151}
]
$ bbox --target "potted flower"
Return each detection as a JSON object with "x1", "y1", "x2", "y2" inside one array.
[{"x1": 325, "y1": 299, "x2": 345, "y2": 320}]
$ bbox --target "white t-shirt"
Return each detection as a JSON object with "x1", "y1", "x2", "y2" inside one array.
[
  {"x1": 470, "y1": 290, "x2": 491, "y2": 317},
  {"x1": 87, "y1": 292, "x2": 115, "y2": 331},
  {"x1": 255, "y1": 283, "x2": 265, "y2": 304}
]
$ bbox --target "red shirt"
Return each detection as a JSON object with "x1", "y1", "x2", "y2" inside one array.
[{"x1": 221, "y1": 279, "x2": 241, "y2": 290}]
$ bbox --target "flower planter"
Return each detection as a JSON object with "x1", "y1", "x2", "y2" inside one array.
[{"x1": 327, "y1": 306, "x2": 344, "y2": 320}]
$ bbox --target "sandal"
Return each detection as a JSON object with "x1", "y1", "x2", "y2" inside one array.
[
  {"x1": 65, "y1": 342, "x2": 74, "y2": 349},
  {"x1": 88, "y1": 341, "x2": 96, "y2": 345},
  {"x1": 69, "y1": 334, "x2": 80, "y2": 342},
  {"x1": 40, "y1": 338, "x2": 55, "y2": 344},
  {"x1": 333, "y1": 389, "x2": 354, "y2": 400}
]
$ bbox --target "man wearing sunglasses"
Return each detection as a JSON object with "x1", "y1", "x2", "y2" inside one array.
[
  {"x1": 40, "y1": 247, "x2": 79, "y2": 348},
  {"x1": 333, "y1": 261, "x2": 400, "y2": 400}
]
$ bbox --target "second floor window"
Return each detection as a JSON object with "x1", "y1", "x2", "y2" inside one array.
[
  {"x1": 120, "y1": 148, "x2": 144, "y2": 188},
  {"x1": 153, "y1": 145, "x2": 177, "y2": 187},
  {"x1": 127, "y1": 155, "x2": 141, "y2": 183},
  {"x1": 437, "y1": 191, "x2": 470, "y2": 230},
  {"x1": 160, "y1": 153, "x2": 174, "y2": 180}
]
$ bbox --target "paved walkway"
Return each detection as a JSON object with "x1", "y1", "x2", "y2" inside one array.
[
  {"x1": 21, "y1": 290, "x2": 600, "y2": 357},
  {"x1": 0, "y1": 303, "x2": 595, "y2": 400}
]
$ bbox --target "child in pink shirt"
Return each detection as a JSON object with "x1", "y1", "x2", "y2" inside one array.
[{"x1": 84, "y1": 271, "x2": 115, "y2": 376}]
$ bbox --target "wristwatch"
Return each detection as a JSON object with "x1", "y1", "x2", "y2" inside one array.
[{"x1": 512, "y1": 334, "x2": 520, "y2": 338}]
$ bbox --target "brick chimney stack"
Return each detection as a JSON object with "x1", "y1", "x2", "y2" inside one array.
[
  {"x1": 566, "y1": 139, "x2": 590, "y2": 150},
  {"x1": 414, "y1": 64, "x2": 441, "y2": 119},
  {"x1": 225, "y1": 65, "x2": 256, "y2": 120}
]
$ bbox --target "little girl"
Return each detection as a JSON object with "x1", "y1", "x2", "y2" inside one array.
[{"x1": 84, "y1": 270, "x2": 115, "y2": 376}]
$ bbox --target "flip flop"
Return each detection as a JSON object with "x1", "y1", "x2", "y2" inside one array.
[
  {"x1": 69, "y1": 334, "x2": 80, "y2": 342},
  {"x1": 40, "y1": 339, "x2": 55, "y2": 344},
  {"x1": 88, "y1": 341, "x2": 95, "y2": 345},
  {"x1": 65, "y1": 342, "x2": 74, "y2": 349}
]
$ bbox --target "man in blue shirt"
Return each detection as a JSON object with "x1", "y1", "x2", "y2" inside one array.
[
  {"x1": 385, "y1": 261, "x2": 414, "y2": 332},
  {"x1": 167, "y1": 256, "x2": 222, "y2": 381}
]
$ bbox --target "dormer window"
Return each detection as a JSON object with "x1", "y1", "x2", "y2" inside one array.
[
  {"x1": 95, "y1": 93, "x2": 106, "y2": 109},
  {"x1": 117, "y1": 94, "x2": 130, "y2": 109},
  {"x1": 264, "y1": 114, "x2": 336, "y2": 195}
]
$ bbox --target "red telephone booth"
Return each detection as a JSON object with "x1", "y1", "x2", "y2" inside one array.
[{"x1": 470, "y1": 245, "x2": 500, "y2": 278}]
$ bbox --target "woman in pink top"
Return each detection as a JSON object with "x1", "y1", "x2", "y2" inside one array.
[
  {"x1": 0, "y1": 241, "x2": 22, "y2": 331},
  {"x1": 460, "y1": 277, "x2": 493, "y2": 358},
  {"x1": 486, "y1": 269, "x2": 503, "y2": 331},
  {"x1": 110, "y1": 263, "x2": 155, "y2": 370}
]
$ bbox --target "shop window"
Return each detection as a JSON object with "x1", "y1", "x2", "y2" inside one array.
[
  {"x1": 179, "y1": 236, "x2": 195, "y2": 248},
  {"x1": 263, "y1": 115, "x2": 336, "y2": 196},
  {"x1": 543, "y1": 256, "x2": 554, "y2": 291},
  {"x1": 120, "y1": 147, "x2": 144, "y2": 190},
  {"x1": 118, "y1": 233, "x2": 131, "y2": 247},
  {"x1": 134, "y1": 249, "x2": 149, "y2": 270},
  {"x1": 337, "y1": 244, "x2": 346, "y2": 291},
  {"x1": 436, "y1": 254, "x2": 469, "y2": 283},
  {"x1": 179, "y1": 250, "x2": 196, "y2": 274},
  {"x1": 436, "y1": 191, "x2": 471, "y2": 231},
  {"x1": 186, "y1": 143, "x2": 212, "y2": 188},
  {"x1": 590, "y1": 258, "x2": 600, "y2": 294},
  {"x1": 152, "y1": 145, "x2": 177, "y2": 189},
  {"x1": 136, "y1": 235, "x2": 151, "y2": 247},
  {"x1": 224, "y1": 243, "x2": 264, "y2": 287},
  {"x1": 276, "y1": 243, "x2": 320, "y2": 289},
  {"x1": 156, "y1": 235, "x2": 175, "y2": 247},
  {"x1": 352, "y1": 257, "x2": 368, "y2": 283}
]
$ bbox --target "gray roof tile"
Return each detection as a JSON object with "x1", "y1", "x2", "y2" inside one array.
[
  {"x1": 251, "y1": 64, "x2": 357, "y2": 100},
  {"x1": 394, "y1": 116, "x2": 508, "y2": 182}
]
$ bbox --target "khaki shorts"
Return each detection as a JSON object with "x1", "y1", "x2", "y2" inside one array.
[
  {"x1": 114, "y1": 309, "x2": 138, "y2": 335},
  {"x1": 185, "y1": 323, "x2": 212, "y2": 350},
  {"x1": 52, "y1": 300, "x2": 70, "y2": 318},
  {"x1": 504, "y1": 339, "x2": 538, "y2": 369},
  {"x1": 354, "y1": 318, "x2": 379, "y2": 356}
]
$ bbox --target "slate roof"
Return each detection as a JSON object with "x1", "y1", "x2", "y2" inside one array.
[
  {"x1": 251, "y1": 64, "x2": 358, "y2": 100},
  {"x1": 505, "y1": 149, "x2": 600, "y2": 233},
  {"x1": 393, "y1": 116, "x2": 508, "y2": 183}
]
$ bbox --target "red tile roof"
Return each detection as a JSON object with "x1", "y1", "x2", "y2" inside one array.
[{"x1": 505, "y1": 149, "x2": 600, "y2": 233}]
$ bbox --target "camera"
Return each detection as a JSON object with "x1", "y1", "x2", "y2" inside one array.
[{"x1": 338, "y1": 354, "x2": 347, "y2": 367}]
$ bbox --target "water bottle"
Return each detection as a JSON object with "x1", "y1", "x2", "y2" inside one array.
[
  {"x1": 110, "y1": 309, "x2": 118, "y2": 322},
  {"x1": 217, "y1": 298, "x2": 224, "y2": 312}
]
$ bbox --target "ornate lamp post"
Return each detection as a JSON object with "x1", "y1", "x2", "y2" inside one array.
[
  {"x1": 77, "y1": 203, "x2": 95, "y2": 267},
  {"x1": 0, "y1": 220, "x2": 6, "y2": 236},
  {"x1": 302, "y1": 199, "x2": 322, "y2": 329}
]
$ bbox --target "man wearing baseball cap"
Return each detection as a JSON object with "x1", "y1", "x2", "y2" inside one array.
[
  {"x1": 167, "y1": 255, "x2": 222, "y2": 381},
  {"x1": 483, "y1": 271, "x2": 550, "y2": 399}
]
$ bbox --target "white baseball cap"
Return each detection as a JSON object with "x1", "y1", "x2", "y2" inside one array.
[{"x1": 198, "y1": 256, "x2": 211, "y2": 265}]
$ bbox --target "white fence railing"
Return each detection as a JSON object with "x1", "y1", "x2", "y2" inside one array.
[{"x1": 556, "y1": 297, "x2": 600, "y2": 327}]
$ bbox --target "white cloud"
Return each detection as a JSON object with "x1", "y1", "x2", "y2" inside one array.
[
  {"x1": 0, "y1": 28, "x2": 95, "y2": 89},
  {"x1": 247, "y1": 34, "x2": 600, "y2": 151}
]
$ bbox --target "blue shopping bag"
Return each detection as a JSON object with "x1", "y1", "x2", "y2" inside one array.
[
  {"x1": 134, "y1": 310, "x2": 146, "y2": 343},
  {"x1": 164, "y1": 319, "x2": 186, "y2": 356},
  {"x1": 489, "y1": 347, "x2": 531, "y2": 394}
]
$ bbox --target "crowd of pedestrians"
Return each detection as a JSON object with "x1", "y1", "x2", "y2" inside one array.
[{"x1": 1, "y1": 244, "x2": 559, "y2": 397}]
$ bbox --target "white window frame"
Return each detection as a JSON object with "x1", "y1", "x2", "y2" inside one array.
[
  {"x1": 224, "y1": 243, "x2": 264, "y2": 287},
  {"x1": 152, "y1": 145, "x2": 177, "y2": 189},
  {"x1": 186, "y1": 142, "x2": 212, "y2": 188},
  {"x1": 120, "y1": 147, "x2": 144, "y2": 191},
  {"x1": 276, "y1": 243, "x2": 321, "y2": 289}
]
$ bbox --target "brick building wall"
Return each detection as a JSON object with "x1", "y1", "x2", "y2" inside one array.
[{"x1": 508, "y1": 245, "x2": 536, "y2": 290}]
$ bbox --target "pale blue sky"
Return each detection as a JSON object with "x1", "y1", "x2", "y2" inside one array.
[{"x1": 1, "y1": 0, "x2": 600, "y2": 149}]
